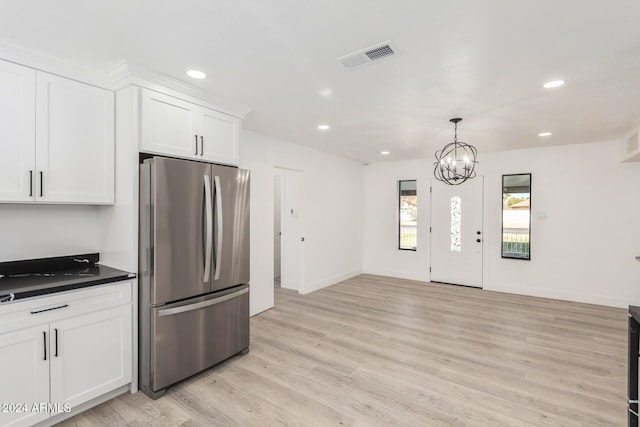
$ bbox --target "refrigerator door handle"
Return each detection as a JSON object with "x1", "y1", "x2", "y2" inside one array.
[
  {"x1": 203, "y1": 175, "x2": 213, "y2": 282},
  {"x1": 157, "y1": 287, "x2": 248, "y2": 317},
  {"x1": 214, "y1": 175, "x2": 223, "y2": 280}
]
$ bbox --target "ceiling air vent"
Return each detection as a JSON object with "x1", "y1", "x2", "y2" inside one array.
[{"x1": 337, "y1": 40, "x2": 397, "y2": 68}]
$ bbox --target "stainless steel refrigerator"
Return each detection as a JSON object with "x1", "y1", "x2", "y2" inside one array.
[{"x1": 138, "y1": 156, "x2": 250, "y2": 399}]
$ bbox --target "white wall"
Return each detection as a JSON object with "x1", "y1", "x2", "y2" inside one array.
[
  {"x1": 363, "y1": 140, "x2": 640, "y2": 308},
  {"x1": 363, "y1": 160, "x2": 432, "y2": 281},
  {"x1": 0, "y1": 204, "x2": 100, "y2": 262},
  {"x1": 240, "y1": 129, "x2": 364, "y2": 315}
]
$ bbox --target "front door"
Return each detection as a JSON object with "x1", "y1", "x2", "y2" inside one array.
[{"x1": 430, "y1": 177, "x2": 483, "y2": 288}]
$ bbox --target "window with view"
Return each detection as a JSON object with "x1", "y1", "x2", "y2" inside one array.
[{"x1": 399, "y1": 180, "x2": 417, "y2": 250}]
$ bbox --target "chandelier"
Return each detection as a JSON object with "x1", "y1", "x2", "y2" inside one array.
[{"x1": 433, "y1": 118, "x2": 478, "y2": 185}]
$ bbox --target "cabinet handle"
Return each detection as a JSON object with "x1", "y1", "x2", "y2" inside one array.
[
  {"x1": 200, "y1": 136, "x2": 204, "y2": 156},
  {"x1": 39, "y1": 171, "x2": 43, "y2": 197},
  {"x1": 43, "y1": 331, "x2": 47, "y2": 361},
  {"x1": 31, "y1": 304, "x2": 69, "y2": 314},
  {"x1": 54, "y1": 328, "x2": 59, "y2": 357},
  {"x1": 194, "y1": 135, "x2": 198, "y2": 155},
  {"x1": 29, "y1": 170, "x2": 33, "y2": 196}
]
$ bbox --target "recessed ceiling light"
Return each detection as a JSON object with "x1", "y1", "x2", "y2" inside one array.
[
  {"x1": 543, "y1": 80, "x2": 565, "y2": 89},
  {"x1": 317, "y1": 124, "x2": 330, "y2": 130},
  {"x1": 318, "y1": 88, "x2": 333, "y2": 97},
  {"x1": 538, "y1": 132, "x2": 552, "y2": 137},
  {"x1": 186, "y1": 69, "x2": 207, "y2": 79},
  {"x1": 381, "y1": 151, "x2": 390, "y2": 155}
]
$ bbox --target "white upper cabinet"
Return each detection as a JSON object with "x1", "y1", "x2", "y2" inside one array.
[
  {"x1": 0, "y1": 59, "x2": 115, "y2": 205},
  {"x1": 36, "y1": 72, "x2": 115, "y2": 204},
  {"x1": 140, "y1": 89, "x2": 199, "y2": 159},
  {"x1": 0, "y1": 61, "x2": 36, "y2": 202},
  {"x1": 140, "y1": 88, "x2": 240, "y2": 165},
  {"x1": 200, "y1": 107, "x2": 240, "y2": 165}
]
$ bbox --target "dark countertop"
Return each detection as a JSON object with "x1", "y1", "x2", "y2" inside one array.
[{"x1": 0, "y1": 253, "x2": 135, "y2": 302}]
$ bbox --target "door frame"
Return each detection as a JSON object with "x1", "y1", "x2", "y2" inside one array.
[{"x1": 273, "y1": 166, "x2": 305, "y2": 294}]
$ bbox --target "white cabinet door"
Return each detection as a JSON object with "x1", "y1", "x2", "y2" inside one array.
[
  {"x1": 140, "y1": 89, "x2": 199, "y2": 159},
  {"x1": 49, "y1": 305, "x2": 132, "y2": 408},
  {"x1": 200, "y1": 107, "x2": 240, "y2": 165},
  {"x1": 35, "y1": 72, "x2": 115, "y2": 204},
  {"x1": 0, "y1": 326, "x2": 50, "y2": 427},
  {"x1": 0, "y1": 60, "x2": 36, "y2": 202}
]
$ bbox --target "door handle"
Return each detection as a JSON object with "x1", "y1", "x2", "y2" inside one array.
[
  {"x1": 39, "y1": 171, "x2": 43, "y2": 197},
  {"x1": 301, "y1": 237, "x2": 305, "y2": 242},
  {"x1": 158, "y1": 287, "x2": 248, "y2": 317},
  {"x1": 477, "y1": 231, "x2": 481, "y2": 235},
  {"x1": 200, "y1": 136, "x2": 204, "y2": 156},
  {"x1": 43, "y1": 331, "x2": 47, "y2": 361},
  {"x1": 30, "y1": 304, "x2": 69, "y2": 314},
  {"x1": 29, "y1": 170, "x2": 33, "y2": 196},
  {"x1": 54, "y1": 328, "x2": 59, "y2": 357},
  {"x1": 477, "y1": 239, "x2": 481, "y2": 243},
  {"x1": 203, "y1": 175, "x2": 213, "y2": 282},
  {"x1": 214, "y1": 176, "x2": 223, "y2": 280},
  {"x1": 194, "y1": 135, "x2": 198, "y2": 155}
]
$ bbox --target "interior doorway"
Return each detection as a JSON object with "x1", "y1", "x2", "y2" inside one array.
[
  {"x1": 273, "y1": 168, "x2": 304, "y2": 294},
  {"x1": 430, "y1": 177, "x2": 484, "y2": 288},
  {"x1": 273, "y1": 175, "x2": 282, "y2": 289}
]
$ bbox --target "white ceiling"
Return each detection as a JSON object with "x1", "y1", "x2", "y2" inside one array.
[{"x1": 1, "y1": 0, "x2": 639, "y2": 163}]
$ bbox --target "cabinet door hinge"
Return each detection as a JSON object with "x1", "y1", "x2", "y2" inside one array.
[{"x1": 429, "y1": 267, "x2": 431, "y2": 273}]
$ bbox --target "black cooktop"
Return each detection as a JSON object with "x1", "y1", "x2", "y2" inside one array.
[{"x1": 0, "y1": 253, "x2": 134, "y2": 302}]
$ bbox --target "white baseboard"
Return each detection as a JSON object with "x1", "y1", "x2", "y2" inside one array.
[
  {"x1": 301, "y1": 269, "x2": 363, "y2": 295},
  {"x1": 485, "y1": 283, "x2": 636, "y2": 308},
  {"x1": 362, "y1": 268, "x2": 429, "y2": 283}
]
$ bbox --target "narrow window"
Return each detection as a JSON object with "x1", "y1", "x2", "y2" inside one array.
[
  {"x1": 502, "y1": 174, "x2": 531, "y2": 259},
  {"x1": 399, "y1": 180, "x2": 417, "y2": 250},
  {"x1": 450, "y1": 196, "x2": 462, "y2": 251}
]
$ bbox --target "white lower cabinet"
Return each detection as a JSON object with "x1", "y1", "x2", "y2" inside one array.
[
  {"x1": 0, "y1": 282, "x2": 133, "y2": 427},
  {"x1": 0, "y1": 326, "x2": 50, "y2": 427},
  {"x1": 50, "y1": 305, "x2": 132, "y2": 409}
]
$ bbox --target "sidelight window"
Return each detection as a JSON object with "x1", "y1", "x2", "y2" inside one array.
[{"x1": 399, "y1": 180, "x2": 417, "y2": 250}]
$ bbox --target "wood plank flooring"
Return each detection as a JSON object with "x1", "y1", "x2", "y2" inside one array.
[{"x1": 59, "y1": 274, "x2": 627, "y2": 426}]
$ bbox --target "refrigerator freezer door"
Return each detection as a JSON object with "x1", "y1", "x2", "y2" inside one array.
[
  {"x1": 150, "y1": 285, "x2": 249, "y2": 392},
  {"x1": 148, "y1": 157, "x2": 213, "y2": 304},
  {"x1": 212, "y1": 165, "x2": 250, "y2": 292}
]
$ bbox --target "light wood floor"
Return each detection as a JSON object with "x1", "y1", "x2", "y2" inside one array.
[{"x1": 59, "y1": 274, "x2": 627, "y2": 426}]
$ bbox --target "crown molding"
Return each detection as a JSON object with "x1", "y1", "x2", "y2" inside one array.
[
  {"x1": 0, "y1": 36, "x2": 114, "y2": 89},
  {"x1": 109, "y1": 61, "x2": 252, "y2": 119},
  {"x1": 0, "y1": 37, "x2": 253, "y2": 119}
]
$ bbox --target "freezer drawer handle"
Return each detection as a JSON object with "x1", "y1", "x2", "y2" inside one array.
[
  {"x1": 31, "y1": 304, "x2": 69, "y2": 314},
  {"x1": 157, "y1": 287, "x2": 248, "y2": 317}
]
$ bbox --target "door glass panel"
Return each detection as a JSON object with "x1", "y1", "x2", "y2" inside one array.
[
  {"x1": 450, "y1": 196, "x2": 461, "y2": 252},
  {"x1": 502, "y1": 173, "x2": 531, "y2": 260}
]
